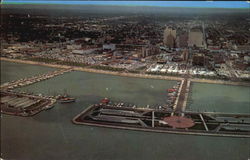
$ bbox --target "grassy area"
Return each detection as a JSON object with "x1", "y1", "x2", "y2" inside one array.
[
  {"x1": 241, "y1": 78, "x2": 250, "y2": 82},
  {"x1": 128, "y1": 70, "x2": 140, "y2": 74},
  {"x1": 27, "y1": 57, "x2": 59, "y2": 63},
  {"x1": 27, "y1": 57, "x2": 89, "y2": 67},
  {"x1": 56, "y1": 61, "x2": 88, "y2": 67},
  {"x1": 127, "y1": 66, "x2": 147, "y2": 74},
  {"x1": 90, "y1": 65, "x2": 125, "y2": 72}
]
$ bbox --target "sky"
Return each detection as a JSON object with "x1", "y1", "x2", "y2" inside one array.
[{"x1": 2, "y1": 1, "x2": 250, "y2": 9}]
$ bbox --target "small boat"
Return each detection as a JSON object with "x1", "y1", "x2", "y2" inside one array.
[
  {"x1": 101, "y1": 98, "x2": 110, "y2": 104},
  {"x1": 167, "y1": 88, "x2": 176, "y2": 93},
  {"x1": 57, "y1": 89, "x2": 76, "y2": 104},
  {"x1": 58, "y1": 97, "x2": 76, "y2": 103},
  {"x1": 45, "y1": 105, "x2": 54, "y2": 110}
]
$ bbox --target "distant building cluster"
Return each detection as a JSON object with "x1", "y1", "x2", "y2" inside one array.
[
  {"x1": 163, "y1": 26, "x2": 204, "y2": 49},
  {"x1": 1, "y1": 12, "x2": 250, "y2": 80}
]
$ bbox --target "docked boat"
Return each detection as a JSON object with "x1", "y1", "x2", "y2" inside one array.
[
  {"x1": 45, "y1": 104, "x2": 54, "y2": 110},
  {"x1": 101, "y1": 98, "x2": 110, "y2": 104},
  {"x1": 167, "y1": 88, "x2": 176, "y2": 93}
]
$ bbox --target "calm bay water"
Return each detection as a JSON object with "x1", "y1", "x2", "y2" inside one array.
[
  {"x1": 0, "y1": 61, "x2": 57, "y2": 84},
  {"x1": 1, "y1": 61, "x2": 250, "y2": 160},
  {"x1": 188, "y1": 83, "x2": 250, "y2": 114},
  {"x1": 15, "y1": 70, "x2": 176, "y2": 107}
]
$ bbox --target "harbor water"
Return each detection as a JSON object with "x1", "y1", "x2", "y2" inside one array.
[
  {"x1": 188, "y1": 83, "x2": 250, "y2": 114},
  {"x1": 1, "y1": 60, "x2": 57, "y2": 84},
  {"x1": 1, "y1": 61, "x2": 250, "y2": 160}
]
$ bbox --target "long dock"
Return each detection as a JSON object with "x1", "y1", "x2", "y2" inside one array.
[
  {"x1": 0, "y1": 68, "x2": 73, "y2": 90},
  {"x1": 172, "y1": 80, "x2": 184, "y2": 111},
  {"x1": 174, "y1": 78, "x2": 191, "y2": 113}
]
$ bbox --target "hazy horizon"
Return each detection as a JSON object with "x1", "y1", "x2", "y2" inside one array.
[{"x1": 2, "y1": 1, "x2": 250, "y2": 9}]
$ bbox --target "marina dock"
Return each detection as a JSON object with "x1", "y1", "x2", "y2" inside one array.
[{"x1": 72, "y1": 103, "x2": 250, "y2": 138}]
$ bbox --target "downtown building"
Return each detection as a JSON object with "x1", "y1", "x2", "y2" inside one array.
[
  {"x1": 188, "y1": 28, "x2": 204, "y2": 48},
  {"x1": 176, "y1": 31, "x2": 188, "y2": 48},
  {"x1": 139, "y1": 45, "x2": 160, "y2": 58},
  {"x1": 163, "y1": 27, "x2": 176, "y2": 48}
]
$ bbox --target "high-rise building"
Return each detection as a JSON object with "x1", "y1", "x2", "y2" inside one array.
[
  {"x1": 176, "y1": 32, "x2": 188, "y2": 48},
  {"x1": 188, "y1": 28, "x2": 204, "y2": 48},
  {"x1": 163, "y1": 27, "x2": 176, "y2": 48},
  {"x1": 182, "y1": 50, "x2": 189, "y2": 62},
  {"x1": 139, "y1": 45, "x2": 160, "y2": 58}
]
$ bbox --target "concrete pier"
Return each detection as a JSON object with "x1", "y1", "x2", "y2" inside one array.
[
  {"x1": 174, "y1": 78, "x2": 191, "y2": 113},
  {"x1": 1, "y1": 68, "x2": 73, "y2": 90},
  {"x1": 182, "y1": 80, "x2": 191, "y2": 112},
  {"x1": 152, "y1": 111, "x2": 155, "y2": 127},
  {"x1": 172, "y1": 79, "x2": 184, "y2": 111}
]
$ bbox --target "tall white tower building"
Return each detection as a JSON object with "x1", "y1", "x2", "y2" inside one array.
[{"x1": 188, "y1": 28, "x2": 204, "y2": 48}]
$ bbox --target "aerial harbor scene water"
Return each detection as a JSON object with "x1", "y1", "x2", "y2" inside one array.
[{"x1": 1, "y1": 1, "x2": 250, "y2": 160}]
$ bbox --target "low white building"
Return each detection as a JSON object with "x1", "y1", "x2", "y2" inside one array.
[
  {"x1": 67, "y1": 45, "x2": 81, "y2": 50},
  {"x1": 244, "y1": 56, "x2": 250, "y2": 63},
  {"x1": 103, "y1": 44, "x2": 116, "y2": 51}
]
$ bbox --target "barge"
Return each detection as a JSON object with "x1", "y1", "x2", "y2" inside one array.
[{"x1": 72, "y1": 103, "x2": 250, "y2": 138}]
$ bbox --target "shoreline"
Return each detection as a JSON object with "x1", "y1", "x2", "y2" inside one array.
[
  {"x1": 1, "y1": 57, "x2": 250, "y2": 87},
  {"x1": 0, "y1": 57, "x2": 182, "y2": 81}
]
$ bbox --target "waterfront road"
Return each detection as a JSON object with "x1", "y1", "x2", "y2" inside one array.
[{"x1": 174, "y1": 79, "x2": 188, "y2": 113}]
